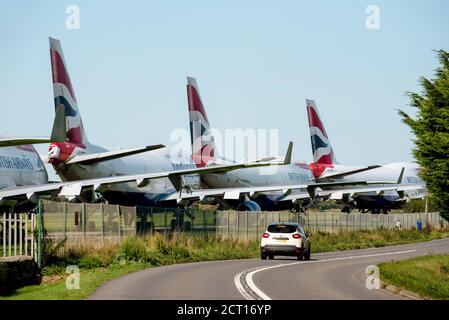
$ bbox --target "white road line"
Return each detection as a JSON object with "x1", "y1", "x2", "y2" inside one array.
[{"x1": 236, "y1": 249, "x2": 417, "y2": 300}]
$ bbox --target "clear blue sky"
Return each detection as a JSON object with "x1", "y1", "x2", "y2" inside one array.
[{"x1": 1, "y1": 1, "x2": 448, "y2": 173}]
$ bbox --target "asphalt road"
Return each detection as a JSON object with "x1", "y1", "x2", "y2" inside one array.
[{"x1": 89, "y1": 238, "x2": 449, "y2": 300}]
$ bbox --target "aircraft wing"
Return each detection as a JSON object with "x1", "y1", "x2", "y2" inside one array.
[
  {"x1": 0, "y1": 162, "x2": 276, "y2": 200},
  {"x1": 66, "y1": 144, "x2": 166, "y2": 165},
  {"x1": 318, "y1": 184, "x2": 427, "y2": 200},
  {"x1": 161, "y1": 183, "x2": 310, "y2": 203},
  {"x1": 316, "y1": 165, "x2": 381, "y2": 180}
]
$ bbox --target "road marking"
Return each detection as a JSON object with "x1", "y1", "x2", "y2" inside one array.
[{"x1": 235, "y1": 249, "x2": 417, "y2": 300}]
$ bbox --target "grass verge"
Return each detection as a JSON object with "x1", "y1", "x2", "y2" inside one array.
[
  {"x1": 2, "y1": 228, "x2": 449, "y2": 300},
  {"x1": 379, "y1": 254, "x2": 449, "y2": 299}
]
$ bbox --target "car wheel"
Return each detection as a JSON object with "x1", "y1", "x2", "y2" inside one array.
[
  {"x1": 268, "y1": 255, "x2": 274, "y2": 260},
  {"x1": 296, "y1": 253, "x2": 302, "y2": 260},
  {"x1": 304, "y1": 244, "x2": 311, "y2": 261},
  {"x1": 261, "y1": 252, "x2": 267, "y2": 260}
]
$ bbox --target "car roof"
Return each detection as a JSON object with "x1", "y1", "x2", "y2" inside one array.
[{"x1": 267, "y1": 222, "x2": 302, "y2": 227}]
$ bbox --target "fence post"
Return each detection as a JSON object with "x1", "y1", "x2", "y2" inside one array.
[
  {"x1": 63, "y1": 202, "x2": 67, "y2": 239},
  {"x1": 8, "y1": 212, "x2": 11, "y2": 257},
  {"x1": 37, "y1": 200, "x2": 43, "y2": 268},
  {"x1": 19, "y1": 214, "x2": 22, "y2": 255},
  {"x1": 13, "y1": 213, "x2": 17, "y2": 256},
  {"x1": 236, "y1": 211, "x2": 240, "y2": 240},
  {"x1": 203, "y1": 210, "x2": 206, "y2": 233},
  {"x1": 246, "y1": 211, "x2": 249, "y2": 239},
  {"x1": 134, "y1": 207, "x2": 137, "y2": 236},
  {"x1": 25, "y1": 214, "x2": 28, "y2": 256},
  {"x1": 256, "y1": 211, "x2": 259, "y2": 240},
  {"x1": 2, "y1": 213, "x2": 5, "y2": 257},
  {"x1": 324, "y1": 212, "x2": 326, "y2": 233},
  {"x1": 359, "y1": 213, "x2": 362, "y2": 230},
  {"x1": 82, "y1": 203, "x2": 86, "y2": 242},
  {"x1": 331, "y1": 211, "x2": 334, "y2": 232},
  {"x1": 117, "y1": 205, "x2": 121, "y2": 241},
  {"x1": 101, "y1": 203, "x2": 104, "y2": 243},
  {"x1": 227, "y1": 211, "x2": 230, "y2": 238},
  {"x1": 306, "y1": 211, "x2": 309, "y2": 231},
  {"x1": 164, "y1": 208, "x2": 167, "y2": 236},
  {"x1": 30, "y1": 214, "x2": 34, "y2": 259}
]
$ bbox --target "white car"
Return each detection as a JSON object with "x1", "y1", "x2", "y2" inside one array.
[{"x1": 260, "y1": 222, "x2": 311, "y2": 260}]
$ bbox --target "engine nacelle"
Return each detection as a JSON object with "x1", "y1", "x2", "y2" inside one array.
[{"x1": 242, "y1": 195, "x2": 261, "y2": 211}]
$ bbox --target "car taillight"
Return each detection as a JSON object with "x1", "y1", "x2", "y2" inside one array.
[
  {"x1": 262, "y1": 233, "x2": 270, "y2": 238},
  {"x1": 292, "y1": 234, "x2": 302, "y2": 239}
]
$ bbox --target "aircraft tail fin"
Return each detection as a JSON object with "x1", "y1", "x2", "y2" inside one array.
[
  {"x1": 49, "y1": 37, "x2": 88, "y2": 147},
  {"x1": 187, "y1": 76, "x2": 216, "y2": 167},
  {"x1": 306, "y1": 99, "x2": 337, "y2": 165}
]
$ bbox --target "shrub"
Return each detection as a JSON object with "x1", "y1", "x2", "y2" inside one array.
[{"x1": 118, "y1": 236, "x2": 147, "y2": 262}]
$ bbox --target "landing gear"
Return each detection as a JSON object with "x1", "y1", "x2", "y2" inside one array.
[
  {"x1": 341, "y1": 206, "x2": 353, "y2": 213},
  {"x1": 290, "y1": 205, "x2": 305, "y2": 213}
]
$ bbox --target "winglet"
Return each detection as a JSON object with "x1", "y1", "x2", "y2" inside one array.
[
  {"x1": 284, "y1": 142, "x2": 293, "y2": 165},
  {"x1": 50, "y1": 105, "x2": 67, "y2": 142},
  {"x1": 397, "y1": 167, "x2": 405, "y2": 184}
]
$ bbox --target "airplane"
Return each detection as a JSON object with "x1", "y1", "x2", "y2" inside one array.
[
  {"x1": 45, "y1": 37, "x2": 289, "y2": 209},
  {"x1": 42, "y1": 38, "x2": 395, "y2": 212},
  {"x1": 305, "y1": 99, "x2": 427, "y2": 214},
  {"x1": 0, "y1": 38, "x2": 416, "y2": 215},
  {"x1": 0, "y1": 106, "x2": 68, "y2": 211},
  {"x1": 184, "y1": 77, "x2": 413, "y2": 212}
]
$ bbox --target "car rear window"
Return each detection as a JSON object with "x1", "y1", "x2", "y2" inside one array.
[{"x1": 267, "y1": 225, "x2": 297, "y2": 233}]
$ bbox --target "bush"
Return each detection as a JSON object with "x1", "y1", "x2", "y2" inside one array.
[{"x1": 118, "y1": 236, "x2": 147, "y2": 262}]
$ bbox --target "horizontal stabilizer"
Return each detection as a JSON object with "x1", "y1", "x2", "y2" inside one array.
[
  {"x1": 66, "y1": 144, "x2": 165, "y2": 165},
  {"x1": 0, "y1": 105, "x2": 67, "y2": 148},
  {"x1": 0, "y1": 137, "x2": 53, "y2": 148}
]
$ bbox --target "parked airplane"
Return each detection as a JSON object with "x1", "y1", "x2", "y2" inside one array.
[
  {"x1": 46, "y1": 37, "x2": 285, "y2": 208},
  {"x1": 185, "y1": 77, "x2": 411, "y2": 212},
  {"x1": 306, "y1": 99, "x2": 427, "y2": 214},
  {"x1": 0, "y1": 38, "x2": 417, "y2": 214},
  {"x1": 0, "y1": 106, "x2": 67, "y2": 211},
  {"x1": 2, "y1": 39, "x2": 307, "y2": 213}
]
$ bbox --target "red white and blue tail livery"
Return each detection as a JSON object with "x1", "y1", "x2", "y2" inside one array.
[
  {"x1": 306, "y1": 99, "x2": 337, "y2": 166},
  {"x1": 187, "y1": 77, "x2": 216, "y2": 167},
  {"x1": 49, "y1": 37, "x2": 88, "y2": 148}
]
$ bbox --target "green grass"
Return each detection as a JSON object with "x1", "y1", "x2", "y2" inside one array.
[
  {"x1": 379, "y1": 254, "x2": 449, "y2": 299},
  {"x1": 2, "y1": 228, "x2": 449, "y2": 300},
  {"x1": 1, "y1": 262, "x2": 147, "y2": 300},
  {"x1": 310, "y1": 228, "x2": 449, "y2": 253}
]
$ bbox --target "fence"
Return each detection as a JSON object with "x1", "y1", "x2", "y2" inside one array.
[
  {"x1": 216, "y1": 211, "x2": 301, "y2": 240},
  {"x1": 2, "y1": 200, "x2": 447, "y2": 260},
  {"x1": 1, "y1": 212, "x2": 38, "y2": 260},
  {"x1": 301, "y1": 210, "x2": 446, "y2": 233},
  {"x1": 39, "y1": 200, "x2": 217, "y2": 245},
  {"x1": 215, "y1": 210, "x2": 448, "y2": 240}
]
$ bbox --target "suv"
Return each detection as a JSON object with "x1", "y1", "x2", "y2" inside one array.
[{"x1": 260, "y1": 222, "x2": 311, "y2": 260}]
